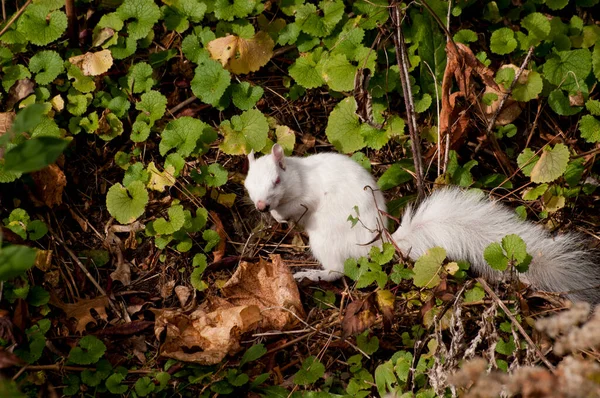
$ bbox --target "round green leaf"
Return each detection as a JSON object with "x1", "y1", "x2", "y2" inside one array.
[
  {"x1": 68, "y1": 335, "x2": 107, "y2": 365},
  {"x1": 579, "y1": 115, "x2": 600, "y2": 143},
  {"x1": 490, "y1": 28, "x2": 517, "y2": 55},
  {"x1": 413, "y1": 247, "x2": 446, "y2": 288},
  {"x1": 106, "y1": 181, "x2": 149, "y2": 224},
  {"x1": 530, "y1": 143, "x2": 570, "y2": 184},
  {"x1": 325, "y1": 97, "x2": 366, "y2": 153},
  {"x1": 29, "y1": 51, "x2": 64, "y2": 85}
]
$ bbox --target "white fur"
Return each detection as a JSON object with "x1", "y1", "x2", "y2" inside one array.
[
  {"x1": 244, "y1": 146, "x2": 386, "y2": 281},
  {"x1": 393, "y1": 188, "x2": 600, "y2": 303}
]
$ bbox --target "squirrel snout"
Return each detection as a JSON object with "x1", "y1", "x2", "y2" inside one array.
[{"x1": 256, "y1": 200, "x2": 270, "y2": 212}]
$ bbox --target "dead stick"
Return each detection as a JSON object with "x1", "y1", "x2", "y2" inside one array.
[
  {"x1": 477, "y1": 277, "x2": 555, "y2": 371},
  {"x1": 390, "y1": 3, "x2": 425, "y2": 201},
  {"x1": 0, "y1": 0, "x2": 31, "y2": 38}
]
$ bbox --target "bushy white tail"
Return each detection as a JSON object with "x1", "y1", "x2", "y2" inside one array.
[{"x1": 392, "y1": 188, "x2": 600, "y2": 303}]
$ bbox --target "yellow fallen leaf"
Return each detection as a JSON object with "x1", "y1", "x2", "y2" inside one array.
[
  {"x1": 147, "y1": 162, "x2": 176, "y2": 192},
  {"x1": 207, "y1": 31, "x2": 274, "y2": 75},
  {"x1": 69, "y1": 49, "x2": 113, "y2": 76}
]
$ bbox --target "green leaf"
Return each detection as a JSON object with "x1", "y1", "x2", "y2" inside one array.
[
  {"x1": 413, "y1": 247, "x2": 446, "y2": 288},
  {"x1": 123, "y1": 162, "x2": 150, "y2": 187},
  {"x1": 0, "y1": 245, "x2": 37, "y2": 281},
  {"x1": 160, "y1": 117, "x2": 212, "y2": 157},
  {"x1": 127, "y1": 62, "x2": 155, "y2": 94},
  {"x1": 495, "y1": 337, "x2": 516, "y2": 356},
  {"x1": 325, "y1": 97, "x2": 365, "y2": 153},
  {"x1": 17, "y1": 5, "x2": 67, "y2": 46},
  {"x1": 116, "y1": 0, "x2": 160, "y2": 40},
  {"x1": 352, "y1": 0, "x2": 388, "y2": 29},
  {"x1": 294, "y1": 356, "x2": 325, "y2": 385},
  {"x1": 586, "y1": 99, "x2": 600, "y2": 116},
  {"x1": 219, "y1": 108, "x2": 269, "y2": 155},
  {"x1": 240, "y1": 343, "x2": 267, "y2": 366},
  {"x1": 2, "y1": 64, "x2": 31, "y2": 92},
  {"x1": 131, "y1": 121, "x2": 151, "y2": 143},
  {"x1": 464, "y1": 284, "x2": 485, "y2": 303},
  {"x1": 502, "y1": 234, "x2": 528, "y2": 264},
  {"x1": 154, "y1": 205, "x2": 185, "y2": 235},
  {"x1": 377, "y1": 160, "x2": 414, "y2": 191},
  {"x1": 213, "y1": 0, "x2": 257, "y2": 21},
  {"x1": 522, "y1": 184, "x2": 548, "y2": 200},
  {"x1": 190, "y1": 267, "x2": 208, "y2": 291},
  {"x1": 530, "y1": 143, "x2": 570, "y2": 184},
  {"x1": 579, "y1": 115, "x2": 600, "y2": 143},
  {"x1": 495, "y1": 67, "x2": 515, "y2": 90},
  {"x1": 203, "y1": 229, "x2": 220, "y2": 252},
  {"x1": 106, "y1": 181, "x2": 149, "y2": 224},
  {"x1": 204, "y1": 163, "x2": 228, "y2": 187},
  {"x1": 517, "y1": 148, "x2": 539, "y2": 177},
  {"x1": 370, "y1": 243, "x2": 395, "y2": 265},
  {"x1": 68, "y1": 336, "x2": 107, "y2": 365},
  {"x1": 356, "y1": 331, "x2": 379, "y2": 355},
  {"x1": 288, "y1": 53, "x2": 326, "y2": 89},
  {"x1": 163, "y1": 0, "x2": 207, "y2": 32},
  {"x1": 106, "y1": 373, "x2": 128, "y2": 394},
  {"x1": 520, "y1": 12, "x2": 551, "y2": 46},
  {"x1": 27, "y1": 220, "x2": 48, "y2": 240},
  {"x1": 278, "y1": 22, "x2": 300, "y2": 45},
  {"x1": 29, "y1": 51, "x2": 64, "y2": 85},
  {"x1": 4, "y1": 137, "x2": 70, "y2": 174},
  {"x1": 67, "y1": 64, "x2": 96, "y2": 93},
  {"x1": 490, "y1": 28, "x2": 517, "y2": 55},
  {"x1": 10, "y1": 104, "x2": 46, "y2": 135},
  {"x1": 67, "y1": 91, "x2": 93, "y2": 116},
  {"x1": 375, "y1": 361, "x2": 397, "y2": 397},
  {"x1": 546, "y1": 0, "x2": 569, "y2": 10},
  {"x1": 593, "y1": 44, "x2": 600, "y2": 80},
  {"x1": 512, "y1": 71, "x2": 543, "y2": 102},
  {"x1": 548, "y1": 89, "x2": 583, "y2": 116},
  {"x1": 295, "y1": 1, "x2": 343, "y2": 38},
  {"x1": 414, "y1": 94, "x2": 432, "y2": 113},
  {"x1": 484, "y1": 242, "x2": 508, "y2": 271},
  {"x1": 231, "y1": 82, "x2": 264, "y2": 110},
  {"x1": 134, "y1": 376, "x2": 155, "y2": 397},
  {"x1": 191, "y1": 59, "x2": 231, "y2": 105},
  {"x1": 136, "y1": 90, "x2": 167, "y2": 126},
  {"x1": 453, "y1": 29, "x2": 478, "y2": 44},
  {"x1": 321, "y1": 54, "x2": 356, "y2": 92},
  {"x1": 543, "y1": 49, "x2": 592, "y2": 93}
]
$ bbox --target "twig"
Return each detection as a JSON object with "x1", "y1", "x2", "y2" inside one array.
[
  {"x1": 48, "y1": 228, "x2": 121, "y2": 317},
  {"x1": 484, "y1": 46, "x2": 535, "y2": 136},
  {"x1": 476, "y1": 277, "x2": 556, "y2": 371},
  {"x1": 64, "y1": 0, "x2": 78, "y2": 46},
  {"x1": 0, "y1": 0, "x2": 31, "y2": 38},
  {"x1": 167, "y1": 95, "x2": 198, "y2": 115},
  {"x1": 390, "y1": 3, "x2": 425, "y2": 201}
]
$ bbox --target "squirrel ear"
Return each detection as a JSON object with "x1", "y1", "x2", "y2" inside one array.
[
  {"x1": 248, "y1": 150, "x2": 255, "y2": 164},
  {"x1": 272, "y1": 144, "x2": 286, "y2": 171}
]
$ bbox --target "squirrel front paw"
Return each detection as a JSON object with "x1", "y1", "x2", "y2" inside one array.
[{"x1": 293, "y1": 269, "x2": 343, "y2": 282}]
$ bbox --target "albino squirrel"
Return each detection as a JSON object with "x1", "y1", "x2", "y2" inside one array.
[
  {"x1": 245, "y1": 144, "x2": 386, "y2": 281},
  {"x1": 245, "y1": 146, "x2": 600, "y2": 303}
]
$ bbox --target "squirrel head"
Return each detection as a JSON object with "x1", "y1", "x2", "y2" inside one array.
[{"x1": 245, "y1": 144, "x2": 287, "y2": 213}]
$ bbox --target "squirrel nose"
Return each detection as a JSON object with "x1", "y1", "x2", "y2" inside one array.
[{"x1": 256, "y1": 200, "x2": 270, "y2": 212}]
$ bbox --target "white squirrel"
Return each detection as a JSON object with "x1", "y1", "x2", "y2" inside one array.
[
  {"x1": 245, "y1": 146, "x2": 600, "y2": 303},
  {"x1": 244, "y1": 144, "x2": 386, "y2": 282}
]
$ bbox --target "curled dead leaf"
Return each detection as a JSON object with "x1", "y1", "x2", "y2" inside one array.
[
  {"x1": 50, "y1": 295, "x2": 110, "y2": 334},
  {"x1": 207, "y1": 31, "x2": 274, "y2": 74},
  {"x1": 68, "y1": 49, "x2": 113, "y2": 76},
  {"x1": 155, "y1": 298, "x2": 262, "y2": 364},
  {"x1": 30, "y1": 164, "x2": 67, "y2": 207},
  {"x1": 342, "y1": 298, "x2": 377, "y2": 339},
  {"x1": 222, "y1": 255, "x2": 305, "y2": 330}
]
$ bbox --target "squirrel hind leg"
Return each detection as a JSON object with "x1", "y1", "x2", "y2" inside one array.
[{"x1": 293, "y1": 269, "x2": 344, "y2": 282}]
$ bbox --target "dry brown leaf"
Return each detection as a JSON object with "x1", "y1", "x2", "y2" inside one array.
[
  {"x1": 0, "y1": 348, "x2": 24, "y2": 369},
  {"x1": 34, "y1": 249, "x2": 53, "y2": 272},
  {"x1": 175, "y1": 285, "x2": 193, "y2": 308},
  {"x1": 341, "y1": 298, "x2": 377, "y2": 339},
  {"x1": 481, "y1": 86, "x2": 524, "y2": 126},
  {"x1": 155, "y1": 298, "x2": 262, "y2": 364},
  {"x1": 222, "y1": 255, "x2": 305, "y2": 330},
  {"x1": 207, "y1": 31, "x2": 274, "y2": 74},
  {"x1": 209, "y1": 211, "x2": 227, "y2": 263},
  {"x1": 68, "y1": 49, "x2": 113, "y2": 76},
  {"x1": 0, "y1": 111, "x2": 15, "y2": 135},
  {"x1": 30, "y1": 164, "x2": 67, "y2": 207},
  {"x1": 8, "y1": 79, "x2": 35, "y2": 109},
  {"x1": 50, "y1": 295, "x2": 110, "y2": 334}
]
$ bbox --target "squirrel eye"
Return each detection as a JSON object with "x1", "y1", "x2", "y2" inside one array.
[{"x1": 273, "y1": 177, "x2": 281, "y2": 186}]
